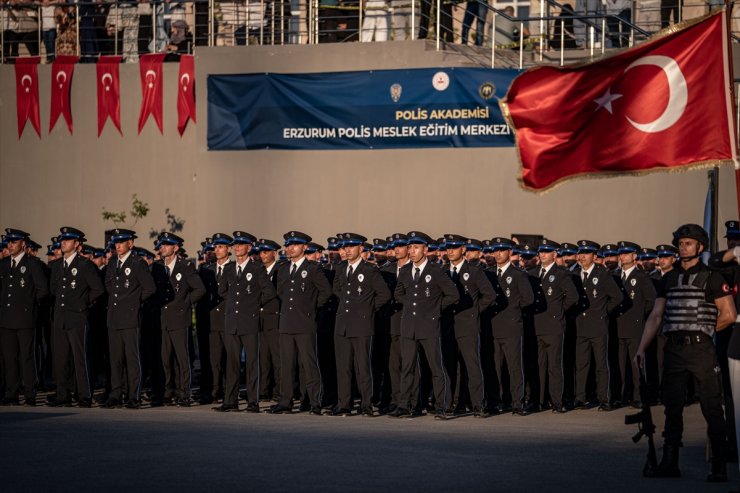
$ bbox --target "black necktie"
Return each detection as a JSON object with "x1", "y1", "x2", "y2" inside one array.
[
  {"x1": 539, "y1": 268, "x2": 546, "y2": 281},
  {"x1": 117, "y1": 259, "x2": 122, "y2": 273},
  {"x1": 11, "y1": 259, "x2": 16, "y2": 270},
  {"x1": 413, "y1": 267, "x2": 420, "y2": 283},
  {"x1": 217, "y1": 265, "x2": 223, "y2": 280},
  {"x1": 237, "y1": 266, "x2": 243, "y2": 279},
  {"x1": 582, "y1": 271, "x2": 588, "y2": 284},
  {"x1": 291, "y1": 263, "x2": 297, "y2": 277},
  {"x1": 451, "y1": 266, "x2": 459, "y2": 282},
  {"x1": 497, "y1": 267, "x2": 503, "y2": 279},
  {"x1": 621, "y1": 271, "x2": 627, "y2": 283},
  {"x1": 64, "y1": 260, "x2": 69, "y2": 273},
  {"x1": 347, "y1": 266, "x2": 354, "y2": 283}
]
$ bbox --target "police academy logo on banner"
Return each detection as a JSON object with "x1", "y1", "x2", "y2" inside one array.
[
  {"x1": 390, "y1": 83, "x2": 402, "y2": 102},
  {"x1": 479, "y1": 82, "x2": 496, "y2": 100}
]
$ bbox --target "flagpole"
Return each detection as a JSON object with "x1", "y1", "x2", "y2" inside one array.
[
  {"x1": 711, "y1": 167, "x2": 720, "y2": 253},
  {"x1": 725, "y1": 3, "x2": 740, "y2": 219}
]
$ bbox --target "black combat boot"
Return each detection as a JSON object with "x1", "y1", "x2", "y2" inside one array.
[
  {"x1": 706, "y1": 457, "x2": 727, "y2": 482},
  {"x1": 653, "y1": 443, "x2": 681, "y2": 478}
]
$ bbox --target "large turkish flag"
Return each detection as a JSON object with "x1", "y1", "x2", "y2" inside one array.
[{"x1": 501, "y1": 10, "x2": 736, "y2": 191}]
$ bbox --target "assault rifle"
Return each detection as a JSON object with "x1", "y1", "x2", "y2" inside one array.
[{"x1": 624, "y1": 368, "x2": 658, "y2": 477}]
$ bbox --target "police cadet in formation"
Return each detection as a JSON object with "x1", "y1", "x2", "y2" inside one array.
[
  {"x1": 48, "y1": 227, "x2": 104, "y2": 407},
  {"x1": 269, "y1": 231, "x2": 332, "y2": 414},
  {"x1": 380, "y1": 233, "x2": 415, "y2": 415},
  {"x1": 441, "y1": 234, "x2": 495, "y2": 417},
  {"x1": 199, "y1": 233, "x2": 232, "y2": 404},
  {"x1": 391, "y1": 231, "x2": 459, "y2": 419},
  {"x1": 527, "y1": 239, "x2": 578, "y2": 413},
  {"x1": 612, "y1": 241, "x2": 656, "y2": 408},
  {"x1": 152, "y1": 232, "x2": 205, "y2": 407},
  {"x1": 636, "y1": 224, "x2": 735, "y2": 482},
  {"x1": 257, "y1": 239, "x2": 284, "y2": 402},
  {"x1": 487, "y1": 237, "x2": 534, "y2": 415},
  {"x1": 0, "y1": 229, "x2": 49, "y2": 405},
  {"x1": 103, "y1": 229, "x2": 156, "y2": 409},
  {"x1": 573, "y1": 240, "x2": 622, "y2": 411},
  {"x1": 217, "y1": 231, "x2": 276, "y2": 412},
  {"x1": 330, "y1": 233, "x2": 391, "y2": 416}
]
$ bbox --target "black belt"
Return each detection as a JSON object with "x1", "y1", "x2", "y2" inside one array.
[{"x1": 666, "y1": 333, "x2": 710, "y2": 346}]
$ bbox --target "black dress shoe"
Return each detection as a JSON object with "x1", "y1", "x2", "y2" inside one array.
[
  {"x1": 631, "y1": 400, "x2": 643, "y2": 409},
  {"x1": 245, "y1": 403, "x2": 260, "y2": 413},
  {"x1": 552, "y1": 405, "x2": 568, "y2": 414},
  {"x1": 199, "y1": 395, "x2": 214, "y2": 405},
  {"x1": 94, "y1": 393, "x2": 109, "y2": 404},
  {"x1": 102, "y1": 398, "x2": 122, "y2": 409},
  {"x1": 78, "y1": 398, "x2": 92, "y2": 408},
  {"x1": 267, "y1": 404, "x2": 292, "y2": 414},
  {"x1": 361, "y1": 407, "x2": 374, "y2": 417},
  {"x1": 388, "y1": 407, "x2": 410, "y2": 418},
  {"x1": 329, "y1": 407, "x2": 352, "y2": 416},
  {"x1": 213, "y1": 404, "x2": 239, "y2": 412},
  {"x1": 49, "y1": 400, "x2": 70, "y2": 408},
  {"x1": 125, "y1": 400, "x2": 141, "y2": 409},
  {"x1": 150, "y1": 399, "x2": 164, "y2": 408},
  {"x1": 176, "y1": 398, "x2": 191, "y2": 407},
  {"x1": 598, "y1": 402, "x2": 613, "y2": 412},
  {"x1": 512, "y1": 407, "x2": 528, "y2": 416},
  {"x1": 473, "y1": 407, "x2": 489, "y2": 418},
  {"x1": 24, "y1": 396, "x2": 37, "y2": 407},
  {"x1": 164, "y1": 397, "x2": 177, "y2": 407},
  {"x1": 524, "y1": 403, "x2": 541, "y2": 414},
  {"x1": 434, "y1": 409, "x2": 448, "y2": 420},
  {"x1": 572, "y1": 400, "x2": 589, "y2": 409},
  {"x1": 309, "y1": 406, "x2": 323, "y2": 415}
]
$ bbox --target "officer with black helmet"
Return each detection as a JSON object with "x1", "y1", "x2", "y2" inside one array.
[{"x1": 636, "y1": 224, "x2": 735, "y2": 482}]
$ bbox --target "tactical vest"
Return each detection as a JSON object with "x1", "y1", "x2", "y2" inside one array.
[{"x1": 663, "y1": 270, "x2": 718, "y2": 337}]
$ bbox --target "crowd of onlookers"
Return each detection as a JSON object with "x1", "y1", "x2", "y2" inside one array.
[{"x1": 0, "y1": 0, "x2": 728, "y2": 63}]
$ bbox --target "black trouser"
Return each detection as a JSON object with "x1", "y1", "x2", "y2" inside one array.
[
  {"x1": 162, "y1": 328, "x2": 191, "y2": 400},
  {"x1": 195, "y1": 321, "x2": 212, "y2": 397},
  {"x1": 0, "y1": 327, "x2": 36, "y2": 399},
  {"x1": 388, "y1": 334, "x2": 403, "y2": 407},
  {"x1": 224, "y1": 332, "x2": 259, "y2": 406},
  {"x1": 444, "y1": 334, "x2": 484, "y2": 409},
  {"x1": 494, "y1": 336, "x2": 524, "y2": 409},
  {"x1": 335, "y1": 334, "x2": 373, "y2": 409},
  {"x1": 662, "y1": 334, "x2": 726, "y2": 457},
  {"x1": 618, "y1": 337, "x2": 640, "y2": 402},
  {"x1": 108, "y1": 327, "x2": 141, "y2": 402},
  {"x1": 53, "y1": 326, "x2": 91, "y2": 400},
  {"x1": 259, "y1": 329, "x2": 280, "y2": 399},
  {"x1": 279, "y1": 332, "x2": 322, "y2": 408},
  {"x1": 400, "y1": 336, "x2": 449, "y2": 411},
  {"x1": 209, "y1": 330, "x2": 226, "y2": 398},
  {"x1": 537, "y1": 334, "x2": 564, "y2": 407},
  {"x1": 575, "y1": 334, "x2": 610, "y2": 403},
  {"x1": 372, "y1": 325, "x2": 389, "y2": 405},
  {"x1": 660, "y1": 0, "x2": 681, "y2": 28}
]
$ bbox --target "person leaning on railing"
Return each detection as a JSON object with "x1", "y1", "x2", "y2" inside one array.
[
  {"x1": 10, "y1": 0, "x2": 40, "y2": 58},
  {"x1": 164, "y1": 18, "x2": 192, "y2": 60},
  {"x1": 550, "y1": 3, "x2": 577, "y2": 50}
]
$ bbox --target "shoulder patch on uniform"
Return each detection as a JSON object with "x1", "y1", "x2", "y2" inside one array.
[{"x1": 723, "y1": 283, "x2": 731, "y2": 293}]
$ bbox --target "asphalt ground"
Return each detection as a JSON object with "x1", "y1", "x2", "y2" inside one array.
[{"x1": 0, "y1": 398, "x2": 737, "y2": 493}]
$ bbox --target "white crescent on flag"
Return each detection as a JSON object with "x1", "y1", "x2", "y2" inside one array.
[
  {"x1": 102, "y1": 72, "x2": 113, "y2": 91},
  {"x1": 623, "y1": 55, "x2": 688, "y2": 134}
]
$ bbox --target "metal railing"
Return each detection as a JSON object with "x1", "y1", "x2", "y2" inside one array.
[{"x1": 0, "y1": 0, "x2": 736, "y2": 64}]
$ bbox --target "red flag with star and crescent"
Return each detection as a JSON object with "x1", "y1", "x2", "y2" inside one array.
[
  {"x1": 96, "y1": 56, "x2": 123, "y2": 137},
  {"x1": 500, "y1": 10, "x2": 737, "y2": 191},
  {"x1": 50, "y1": 55, "x2": 79, "y2": 134},
  {"x1": 15, "y1": 56, "x2": 41, "y2": 139},
  {"x1": 138, "y1": 53, "x2": 166, "y2": 134},
  {"x1": 177, "y1": 55, "x2": 196, "y2": 136}
]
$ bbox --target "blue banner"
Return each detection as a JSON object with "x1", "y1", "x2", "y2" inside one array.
[{"x1": 207, "y1": 67, "x2": 520, "y2": 151}]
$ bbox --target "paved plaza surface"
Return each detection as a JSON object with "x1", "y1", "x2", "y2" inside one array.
[{"x1": 0, "y1": 401, "x2": 736, "y2": 492}]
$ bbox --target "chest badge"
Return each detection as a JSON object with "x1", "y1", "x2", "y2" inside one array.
[
  {"x1": 176, "y1": 273, "x2": 182, "y2": 281},
  {"x1": 630, "y1": 278, "x2": 637, "y2": 286},
  {"x1": 301, "y1": 270, "x2": 308, "y2": 279},
  {"x1": 548, "y1": 275, "x2": 555, "y2": 283},
  {"x1": 71, "y1": 268, "x2": 78, "y2": 276},
  {"x1": 246, "y1": 273, "x2": 252, "y2": 282},
  {"x1": 592, "y1": 277, "x2": 598, "y2": 285},
  {"x1": 125, "y1": 267, "x2": 131, "y2": 276},
  {"x1": 425, "y1": 274, "x2": 432, "y2": 283},
  {"x1": 357, "y1": 273, "x2": 364, "y2": 283},
  {"x1": 506, "y1": 276, "x2": 512, "y2": 285},
  {"x1": 20, "y1": 266, "x2": 26, "y2": 274},
  {"x1": 547, "y1": 286, "x2": 553, "y2": 296},
  {"x1": 463, "y1": 273, "x2": 469, "y2": 281},
  {"x1": 592, "y1": 289, "x2": 598, "y2": 297}
]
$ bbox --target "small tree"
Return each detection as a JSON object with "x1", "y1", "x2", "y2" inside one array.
[
  {"x1": 149, "y1": 208, "x2": 186, "y2": 239},
  {"x1": 102, "y1": 194, "x2": 150, "y2": 228}
]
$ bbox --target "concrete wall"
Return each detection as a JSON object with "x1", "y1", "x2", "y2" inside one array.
[{"x1": 0, "y1": 40, "x2": 737, "y2": 253}]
